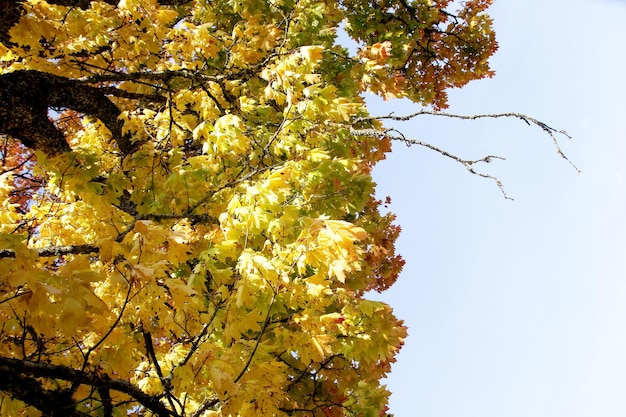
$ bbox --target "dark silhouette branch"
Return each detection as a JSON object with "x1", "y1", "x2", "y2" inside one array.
[
  {"x1": 0, "y1": 368, "x2": 80, "y2": 416},
  {"x1": 77, "y1": 69, "x2": 226, "y2": 84},
  {"x1": 0, "y1": 244, "x2": 98, "y2": 258},
  {"x1": 0, "y1": 356, "x2": 176, "y2": 417},
  {"x1": 234, "y1": 292, "x2": 278, "y2": 384},
  {"x1": 141, "y1": 326, "x2": 181, "y2": 412},
  {"x1": 0, "y1": 289, "x2": 32, "y2": 305},
  {"x1": 0, "y1": 70, "x2": 136, "y2": 155},
  {"x1": 0, "y1": 212, "x2": 222, "y2": 259},
  {"x1": 97, "y1": 380, "x2": 114, "y2": 417}
]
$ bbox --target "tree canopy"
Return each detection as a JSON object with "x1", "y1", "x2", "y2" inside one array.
[{"x1": 0, "y1": 0, "x2": 498, "y2": 416}]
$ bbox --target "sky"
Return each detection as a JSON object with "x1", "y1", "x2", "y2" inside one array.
[{"x1": 367, "y1": 1, "x2": 626, "y2": 416}]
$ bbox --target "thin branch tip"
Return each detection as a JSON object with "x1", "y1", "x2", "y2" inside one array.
[{"x1": 354, "y1": 109, "x2": 579, "y2": 198}]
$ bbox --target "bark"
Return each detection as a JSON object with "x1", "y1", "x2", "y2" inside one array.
[
  {"x1": 0, "y1": 356, "x2": 176, "y2": 416},
  {"x1": 0, "y1": 70, "x2": 134, "y2": 155},
  {"x1": 0, "y1": 0, "x2": 181, "y2": 156},
  {"x1": 0, "y1": 0, "x2": 24, "y2": 46}
]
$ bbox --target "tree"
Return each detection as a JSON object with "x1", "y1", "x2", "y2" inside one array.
[{"x1": 0, "y1": 0, "x2": 565, "y2": 416}]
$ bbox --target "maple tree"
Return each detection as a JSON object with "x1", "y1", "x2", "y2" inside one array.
[{"x1": 0, "y1": 0, "x2": 561, "y2": 416}]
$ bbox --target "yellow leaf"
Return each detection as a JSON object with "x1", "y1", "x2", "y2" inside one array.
[
  {"x1": 300, "y1": 45, "x2": 324, "y2": 63},
  {"x1": 329, "y1": 259, "x2": 348, "y2": 283}
]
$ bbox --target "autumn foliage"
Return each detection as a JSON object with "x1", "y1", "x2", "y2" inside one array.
[{"x1": 0, "y1": 0, "x2": 497, "y2": 416}]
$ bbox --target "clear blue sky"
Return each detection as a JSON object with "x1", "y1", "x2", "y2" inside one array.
[{"x1": 369, "y1": 1, "x2": 626, "y2": 416}]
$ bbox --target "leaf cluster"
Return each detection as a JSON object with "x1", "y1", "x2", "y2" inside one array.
[{"x1": 0, "y1": 0, "x2": 497, "y2": 415}]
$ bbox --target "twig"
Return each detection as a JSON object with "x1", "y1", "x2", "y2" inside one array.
[
  {"x1": 352, "y1": 110, "x2": 580, "y2": 200},
  {"x1": 357, "y1": 110, "x2": 580, "y2": 172},
  {"x1": 234, "y1": 292, "x2": 278, "y2": 384},
  {"x1": 351, "y1": 126, "x2": 513, "y2": 199}
]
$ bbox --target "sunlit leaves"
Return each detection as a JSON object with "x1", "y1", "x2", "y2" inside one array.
[
  {"x1": 344, "y1": 0, "x2": 498, "y2": 107},
  {"x1": 0, "y1": 0, "x2": 497, "y2": 414}
]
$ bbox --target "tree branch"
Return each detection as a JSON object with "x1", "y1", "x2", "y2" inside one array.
[
  {"x1": 0, "y1": 367, "x2": 79, "y2": 416},
  {"x1": 0, "y1": 70, "x2": 138, "y2": 155},
  {"x1": 234, "y1": 292, "x2": 277, "y2": 384},
  {"x1": 351, "y1": 110, "x2": 580, "y2": 199},
  {"x1": 99, "y1": 86, "x2": 168, "y2": 103},
  {"x1": 0, "y1": 211, "x2": 221, "y2": 259},
  {"x1": 358, "y1": 110, "x2": 580, "y2": 171},
  {"x1": 190, "y1": 397, "x2": 220, "y2": 417},
  {"x1": 97, "y1": 378, "x2": 114, "y2": 417},
  {"x1": 77, "y1": 69, "x2": 226, "y2": 84},
  {"x1": 0, "y1": 244, "x2": 98, "y2": 258},
  {"x1": 351, "y1": 126, "x2": 513, "y2": 199},
  {"x1": 0, "y1": 356, "x2": 176, "y2": 417}
]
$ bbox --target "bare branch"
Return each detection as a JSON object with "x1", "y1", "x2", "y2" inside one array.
[
  {"x1": 351, "y1": 126, "x2": 513, "y2": 199},
  {"x1": 357, "y1": 110, "x2": 580, "y2": 172},
  {"x1": 352, "y1": 110, "x2": 579, "y2": 199}
]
